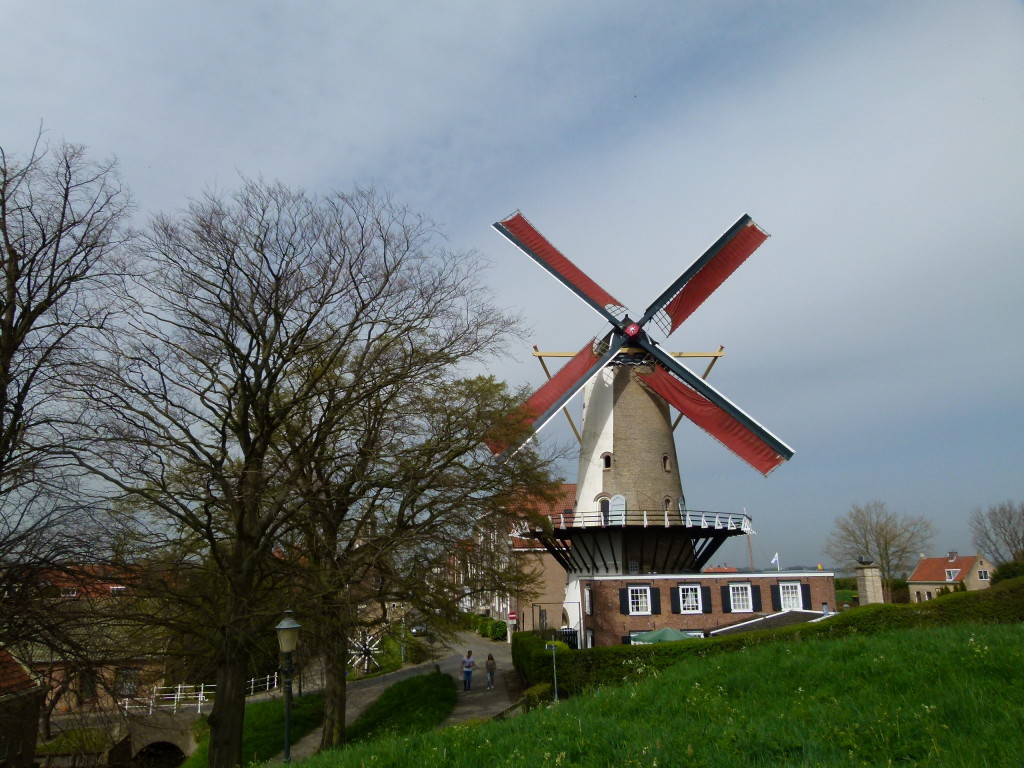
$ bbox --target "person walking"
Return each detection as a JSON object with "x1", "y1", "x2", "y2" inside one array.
[
  {"x1": 485, "y1": 653, "x2": 496, "y2": 690},
  {"x1": 461, "y1": 650, "x2": 476, "y2": 691}
]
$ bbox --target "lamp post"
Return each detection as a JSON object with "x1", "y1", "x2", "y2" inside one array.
[
  {"x1": 544, "y1": 643, "x2": 559, "y2": 703},
  {"x1": 275, "y1": 610, "x2": 301, "y2": 763}
]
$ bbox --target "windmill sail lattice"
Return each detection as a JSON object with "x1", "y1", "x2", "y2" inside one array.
[{"x1": 493, "y1": 211, "x2": 794, "y2": 475}]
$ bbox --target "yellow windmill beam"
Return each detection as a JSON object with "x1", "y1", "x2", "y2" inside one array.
[{"x1": 531, "y1": 345, "x2": 727, "y2": 439}]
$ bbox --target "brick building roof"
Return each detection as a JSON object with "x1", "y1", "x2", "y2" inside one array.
[
  {"x1": 0, "y1": 647, "x2": 38, "y2": 696},
  {"x1": 511, "y1": 483, "x2": 576, "y2": 549},
  {"x1": 908, "y1": 553, "x2": 978, "y2": 583}
]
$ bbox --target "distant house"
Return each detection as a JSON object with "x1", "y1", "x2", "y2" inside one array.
[
  {"x1": 0, "y1": 647, "x2": 44, "y2": 768},
  {"x1": 908, "y1": 551, "x2": 992, "y2": 603}
]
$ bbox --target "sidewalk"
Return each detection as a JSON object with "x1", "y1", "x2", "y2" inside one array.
[{"x1": 278, "y1": 631, "x2": 521, "y2": 762}]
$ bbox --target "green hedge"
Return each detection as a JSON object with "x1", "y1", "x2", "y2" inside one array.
[{"x1": 512, "y1": 576, "x2": 1024, "y2": 694}]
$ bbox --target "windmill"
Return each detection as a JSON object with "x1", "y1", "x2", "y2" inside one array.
[{"x1": 492, "y1": 212, "x2": 794, "y2": 642}]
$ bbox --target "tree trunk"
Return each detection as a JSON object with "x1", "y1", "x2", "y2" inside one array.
[
  {"x1": 206, "y1": 644, "x2": 250, "y2": 768},
  {"x1": 319, "y1": 621, "x2": 349, "y2": 750}
]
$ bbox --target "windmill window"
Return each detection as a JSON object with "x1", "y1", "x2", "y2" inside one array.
[
  {"x1": 599, "y1": 498, "x2": 611, "y2": 525},
  {"x1": 628, "y1": 586, "x2": 651, "y2": 615},
  {"x1": 662, "y1": 454, "x2": 670, "y2": 472},
  {"x1": 678, "y1": 585, "x2": 701, "y2": 613},
  {"x1": 779, "y1": 582, "x2": 802, "y2": 610},
  {"x1": 602, "y1": 453, "x2": 612, "y2": 470},
  {"x1": 729, "y1": 583, "x2": 753, "y2": 613},
  {"x1": 664, "y1": 497, "x2": 672, "y2": 511}
]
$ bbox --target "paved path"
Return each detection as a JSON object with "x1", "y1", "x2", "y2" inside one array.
[{"x1": 276, "y1": 631, "x2": 520, "y2": 762}]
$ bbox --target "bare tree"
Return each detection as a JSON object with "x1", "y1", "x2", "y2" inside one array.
[
  {"x1": 825, "y1": 501, "x2": 936, "y2": 595},
  {"x1": 969, "y1": 500, "x2": 1024, "y2": 566},
  {"x1": 73, "y1": 180, "x2": 549, "y2": 768},
  {"x1": 0, "y1": 136, "x2": 132, "y2": 649}
]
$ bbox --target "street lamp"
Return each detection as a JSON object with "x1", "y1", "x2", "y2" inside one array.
[{"x1": 275, "y1": 610, "x2": 302, "y2": 763}]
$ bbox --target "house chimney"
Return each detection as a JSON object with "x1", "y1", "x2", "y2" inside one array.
[{"x1": 948, "y1": 550, "x2": 957, "y2": 561}]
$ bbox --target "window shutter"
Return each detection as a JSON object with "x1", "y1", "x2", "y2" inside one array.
[
  {"x1": 801, "y1": 583, "x2": 812, "y2": 610},
  {"x1": 701, "y1": 586, "x2": 713, "y2": 613},
  {"x1": 671, "y1": 586, "x2": 681, "y2": 614},
  {"x1": 651, "y1": 587, "x2": 661, "y2": 615},
  {"x1": 770, "y1": 585, "x2": 782, "y2": 611},
  {"x1": 721, "y1": 585, "x2": 732, "y2": 613},
  {"x1": 619, "y1": 588, "x2": 629, "y2": 615},
  {"x1": 751, "y1": 585, "x2": 763, "y2": 612}
]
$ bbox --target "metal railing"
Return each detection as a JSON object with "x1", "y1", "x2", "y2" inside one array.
[
  {"x1": 119, "y1": 672, "x2": 279, "y2": 715},
  {"x1": 560, "y1": 509, "x2": 751, "y2": 532}
]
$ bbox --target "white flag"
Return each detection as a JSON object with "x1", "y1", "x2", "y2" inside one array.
[{"x1": 771, "y1": 552, "x2": 780, "y2": 566}]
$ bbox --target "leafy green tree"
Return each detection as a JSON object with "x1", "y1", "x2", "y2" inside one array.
[
  {"x1": 281, "y1": 373, "x2": 558, "y2": 748},
  {"x1": 989, "y1": 560, "x2": 1024, "y2": 585}
]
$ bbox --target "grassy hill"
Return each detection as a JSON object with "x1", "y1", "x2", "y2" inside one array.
[
  {"x1": 303, "y1": 623, "x2": 1023, "y2": 767},
  {"x1": 298, "y1": 585, "x2": 1024, "y2": 767}
]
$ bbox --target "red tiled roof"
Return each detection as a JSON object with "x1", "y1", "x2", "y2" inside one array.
[
  {"x1": 908, "y1": 554, "x2": 978, "y2": 583},
  {"x1": 512, "y1": 483, "x2": 576, "y2": 548},
  {"x1": 0, "y1": 647, "x2": 38, "y2": 695}
]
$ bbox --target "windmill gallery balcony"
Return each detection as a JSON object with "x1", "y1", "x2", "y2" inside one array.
[{"x1": 525, "y1": 507, "x2": 753, "y2": 576}]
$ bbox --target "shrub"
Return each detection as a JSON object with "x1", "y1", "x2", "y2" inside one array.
[
  {"x1": 991, "y1": 562, "x2": 1024, "y2": 585},
  {"x1": 487, "y1": 618, "x2": 507, "y2": 641},
  {"x1": 511, "y1": 576, "x2": 1024, "y2": 694},
  {"x1": 521, "y1": 682, "x2": 553, "y2": 711}
]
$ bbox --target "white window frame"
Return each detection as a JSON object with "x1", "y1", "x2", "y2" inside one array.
[
  {"x1": 945, "y1": 569, "x2": 960, "y2": 581},
  {"x1": 586, "y1": 629, "x2": 594, "y2": 649},
  {"x1": 729, "y1": 583, "x2": 752, "y2": 613},
  {"x1": 628, "y1": 585, "x2": 651, "y2": 615},
  {"x1": 678, "y1": 585, "x2": 702, "y2": 613},
  {"x1": 584, "y1": 586, "x2": 592, "y2": 615},
  {"x1": 978, "y1": 569, "x2": 990, "y2": 580},
  {"x1": 779, "y1": 582, "x2": 802, "y2": 611},
  {"x1": 61, "y1": 587, "x2": 78, "y2": 599}
]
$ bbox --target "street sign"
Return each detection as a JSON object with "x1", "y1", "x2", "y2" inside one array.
[{"x1": 508, "y1": 611, "x2": 517, "y2": 621}]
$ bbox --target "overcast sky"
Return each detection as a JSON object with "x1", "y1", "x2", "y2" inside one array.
[{"x1": 4, "y1": 1, "x2": 1022, "y2": 570}]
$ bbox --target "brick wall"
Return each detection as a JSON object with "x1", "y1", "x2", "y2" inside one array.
[{"x1": 578, "y1": 572, "x2": 835, "y2": 645}]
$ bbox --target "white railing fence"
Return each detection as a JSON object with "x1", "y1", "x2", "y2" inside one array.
[{"x1": 119, "y1": 672, "x2": 279, "y2": 715}]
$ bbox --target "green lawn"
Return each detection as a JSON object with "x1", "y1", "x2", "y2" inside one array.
[
  {"x1": 297, "y1": 623, "x2": 1024, "y2": 767},
  {"x1": 181, "y1": 692, "x2": 324, "y2": 768},
  {"x1": 345, "y1": 671, "x2": 456, "y2": 744}
]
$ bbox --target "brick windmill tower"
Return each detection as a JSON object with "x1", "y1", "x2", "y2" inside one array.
[{"x1": 493, "y1": 212, "x2": 796, "y2": 645}]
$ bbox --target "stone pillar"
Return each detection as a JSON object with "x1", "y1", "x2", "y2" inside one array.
[{"x1": 856, "y1": 564, "x2": 885, "y2": 604}]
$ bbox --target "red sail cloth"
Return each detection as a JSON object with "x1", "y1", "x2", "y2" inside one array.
[
  {"x1": 485, "y1": 341, "x2": 601, "y2": 455},
  {"x1": 499, "y1": 213, "x2": 625, "y2": 315},
  {"x1": 661, "y1": 221, "x2": 768, "y2": 335},
  {"x1": 639, "y1": 366, "x2": 786, "y2": 475}
]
